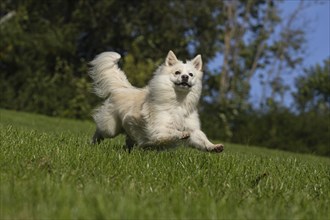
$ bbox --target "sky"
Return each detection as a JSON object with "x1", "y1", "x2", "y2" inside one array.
[
  {"x1": 295, "y1": 0, "x2": 330, "y2": 66},
  {"x1": 208, "y1": 0, "x2": 330, "y2": 108}
]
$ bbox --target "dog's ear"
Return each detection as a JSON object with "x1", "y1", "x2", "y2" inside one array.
[
  {"x1": 192, "y1": 54, "x2": 202, "y2": 71},
  {"x1": 165, "y1": 50, "x2": 179, "y2": 66}
]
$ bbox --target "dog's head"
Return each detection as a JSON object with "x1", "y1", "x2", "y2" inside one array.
[{"x1": 164, "y1": 50, "x2": 203, "y2": 92}]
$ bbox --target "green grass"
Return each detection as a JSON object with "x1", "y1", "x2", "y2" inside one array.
[{"x1": 1, "y1": 109, "x2": 329, "y2": 219}]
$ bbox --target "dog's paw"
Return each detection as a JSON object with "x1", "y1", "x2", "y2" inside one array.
[
  {"x1": 180, "y1": 131, "x2": 190, "y2": 139},
  {"x1": 208, "y1": 144, "x2": 224, "y2": 153}
]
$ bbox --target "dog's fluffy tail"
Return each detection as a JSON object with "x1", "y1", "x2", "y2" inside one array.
[{"x1": 89, "y1": 52, "x2": 132, "y2": 98}]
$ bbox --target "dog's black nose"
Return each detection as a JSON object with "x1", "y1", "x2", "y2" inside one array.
[{"x1": 181, "y1": 75, "x2": 189, "y2": 82}]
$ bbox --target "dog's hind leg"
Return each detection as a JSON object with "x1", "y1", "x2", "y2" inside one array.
[
  {"x1": 91, "y1": 101, "x2": 122, "y2": 144},
  {"x1": 92, "y1": 128, "x2": 104, "y2": 144},
  {"x1": 124, "y1": 135, "x2": 135, "y2": 153}
]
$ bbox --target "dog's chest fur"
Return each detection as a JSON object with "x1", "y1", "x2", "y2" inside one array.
[{"x1": 123, "y1": 95, "x2": 196, "y2": 146}]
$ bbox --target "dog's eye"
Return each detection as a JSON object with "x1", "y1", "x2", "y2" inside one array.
[
  {"x1": 189, "y1": 73, "x2": 194, "y2": 77},
  {"x1": 175, "y1": 71, "x2": 181, "y2": 75}
]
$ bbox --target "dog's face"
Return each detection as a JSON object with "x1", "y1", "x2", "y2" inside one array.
[{"x1": 165, "y1": 51, "x2": 203, "y2": 92}]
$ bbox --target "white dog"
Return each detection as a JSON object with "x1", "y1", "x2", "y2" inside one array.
[{"x1": 89, "y1": 50, "x2": 223, "y2": 153}]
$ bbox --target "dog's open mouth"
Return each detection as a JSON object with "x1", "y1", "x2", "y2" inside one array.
[{"x1": 174, "y1": 82, "x2": 192, "y2": 88}]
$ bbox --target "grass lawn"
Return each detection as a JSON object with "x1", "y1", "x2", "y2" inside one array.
[{"x1": 1, "y1": 109, "x2": 329, "y2": 219}]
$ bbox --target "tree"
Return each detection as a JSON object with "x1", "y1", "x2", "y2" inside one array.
[
  {"x1": 202, "y1": 0, "x2": 307, "y2": 140},
  {"x1": 293, "y1": 58, "x2": 330, "y2": 113},
  {"x1": 0, "y1": 0, "x2": 223, "y2": 117}
]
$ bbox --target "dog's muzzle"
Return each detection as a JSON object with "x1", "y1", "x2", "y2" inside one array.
[{"x1": 174, "y1": 75, "x2": 192, "y2": 88}]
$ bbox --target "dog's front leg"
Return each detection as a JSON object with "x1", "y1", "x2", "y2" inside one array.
[
  {"x1": 146, "y1": 128, "x2": 189, "y2": 146},
  {"x1": 156, "y1": 130, "x2": 190, "y2": 143},
  {"x1": 188, "y1": 130, "x2": 224, "y2": 153}
]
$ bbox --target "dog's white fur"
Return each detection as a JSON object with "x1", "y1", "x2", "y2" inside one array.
[{"x1": 89, "y1": 50, "x2": 223, "y2": 152}]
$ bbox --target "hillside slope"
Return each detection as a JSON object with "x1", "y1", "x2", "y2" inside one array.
[{"x1": 1, "y1": 109, "x2": 329, "y2": 219}]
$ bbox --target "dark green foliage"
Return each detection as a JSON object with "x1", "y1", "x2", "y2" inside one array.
[
  {"x1": 0, "y1": 0, "x2": 221, "y2": 116},
  {"x1": 233, "y1": 110, "x2": 330, "y2": 156},
  {"x1": 0, "y1": 1, "x2": 95, "y2": 118},
  {"x1": 293, "y1": 58, "x2": 330, "y2": 113}
]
